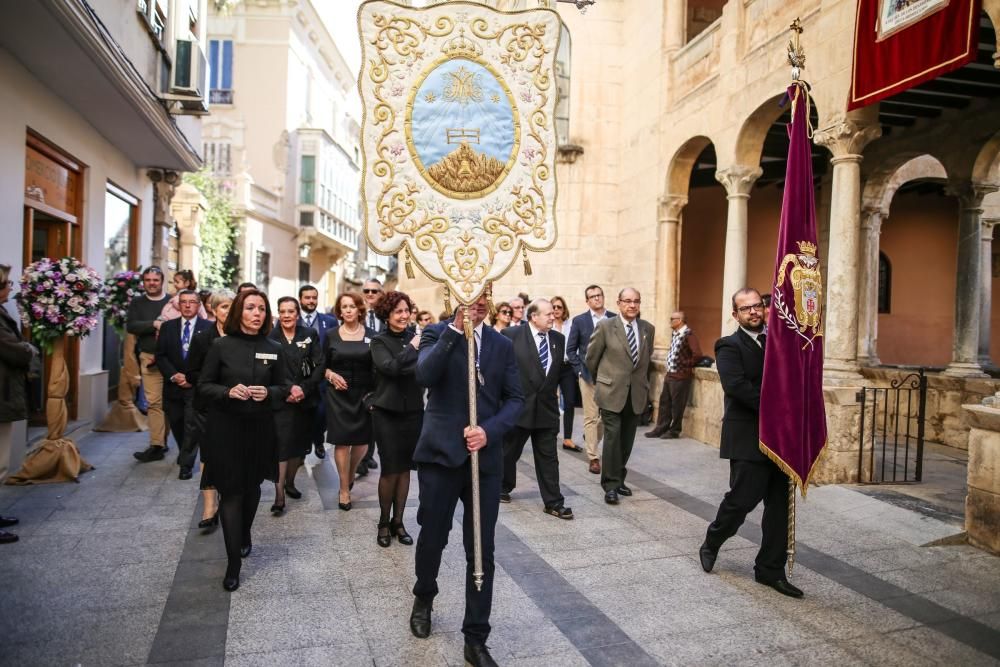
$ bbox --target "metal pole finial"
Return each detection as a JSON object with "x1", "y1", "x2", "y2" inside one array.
[{"x1": 787, "y1": 18, "x2": 805, "y2": 82}]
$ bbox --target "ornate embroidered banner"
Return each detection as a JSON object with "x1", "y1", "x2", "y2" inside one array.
[
  {"x1": 849, "y1": 0, "x2": 981, "y2": 109},
  {"x1": 358, "y1": 0, "x2": 561, "y2": 304}
]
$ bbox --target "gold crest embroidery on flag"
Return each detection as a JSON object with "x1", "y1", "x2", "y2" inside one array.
[{"x1": 774, "y1": 240, "x2": 823, "y2": 348}]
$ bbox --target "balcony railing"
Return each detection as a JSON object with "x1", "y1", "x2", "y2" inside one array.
[{"x1": 210, "y1": 89, "x2": 234, "y2": 105}]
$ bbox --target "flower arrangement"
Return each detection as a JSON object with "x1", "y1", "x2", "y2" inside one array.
[
  {"x1": 16, "y1": 257, "x2": 106, "y2": 353},
  {"x1": 103, "y1": 269, "x2": 145, "y2": 336}
]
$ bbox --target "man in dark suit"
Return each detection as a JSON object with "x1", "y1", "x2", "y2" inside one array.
[
  {"x1": 585, "y1": 288, "x2": 655, "y2": 504},
  {"x1": 298, "y1": 284, "x2": 338, "y2": 459},
  {"x1": 566, "y1": 284, "x2": 616, "y2": 474},
  {"x1": 500, "y1": 299, "x2": 572, "y2": 519},
  {"x1": 155, "y1": 289, "x2": 211, "y2": 479},
  {"x1": 408, "y1": 292, "x2": 523, "y2": 667},
  {"x1": 699, "y1": 288, "x2": 803, "y2": 598}
]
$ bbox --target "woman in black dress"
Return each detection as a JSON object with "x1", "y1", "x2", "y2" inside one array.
[
  {"x1": 369, "y1": 291, "x2": 423, "y2": 547},
  {"x1": 323, "y1": 291, "x2": 375, "y2": 511},
  {"x1": 185, "y1": 289, "x2": 235, "y2": 530},
  {"x1": 198, "y1": 290, "x2": 287, "y2": 592},
  {"x1": 269, "y1": 296, "x2": 324, "y2": 514}
]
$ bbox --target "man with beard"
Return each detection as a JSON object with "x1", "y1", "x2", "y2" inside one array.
[
  {"x1": 298, "y1": 284, "x2": 338, "y2": 459},
  {"x1": 698, "y1": 287, "x2": 803, "y2": 598}
]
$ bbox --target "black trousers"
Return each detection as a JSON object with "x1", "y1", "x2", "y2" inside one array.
[
  {"x1": 654, "y1": 377, "x2": 692, "y2": 435},
  {"x1": 311, "y1": 395, "x2": 327, "y2": 449},
  {"x1": 178, "y1": 392, "x2": 204, "y2": 469},
  {"x1": 413, "y1": 461, "x2": 500, "y2": 644},
  {"x1": 501, "y1": 426, "x2": 564, "y2": 509},
  {"x1": 705, "y1": 458, "x2": 790, "y2": 582},
  {"x1": 558, "y1": 364, "x2": 577, "y2": 440},
  {"x1": 600, "y1": 390, "x2": 639, "y2": 492},
  {"x1": 164, "y1": 392, "x2": 187, "y2": 453}
]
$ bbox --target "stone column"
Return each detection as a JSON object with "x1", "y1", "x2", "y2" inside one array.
[
  {"x1": 715, "y1": 166, "x2": 762, "y2": 336},
  {"x1": 944, "y1": 181, "x2": 996, "y2": 377},
  {"x1": 654, "y1": 195, "x2": 687, "y2": 350},
  {"x1": 664, "y1": 0, "x2": 686, "y2": 54},
  {"x1": 856, "y1": 206, "x2": 886, "y2": 367},
  {"x1": 813, "y1": 120, "x2": 881, "y2": 382},
  {"x1": 148, "y1": 170, "x2": 180, "y2": 269},
  {"x1": 979, "y1": 217, "x2": 999, "y2": 368}
]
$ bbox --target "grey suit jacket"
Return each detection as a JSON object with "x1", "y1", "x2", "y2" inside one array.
[{"x1": 584, "y1": 316, "x2": 655, "y2": 414}]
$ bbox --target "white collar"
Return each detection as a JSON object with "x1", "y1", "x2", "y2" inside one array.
[
  {"x1": 590, "y1": 309, "x2": 606, "y2": 319},
  {"x1": 740, "y1": 326, "x2": 763, "y2": 341},
  {"x1": 528, "y1": 322, "x2": 546, "y2": 339},
  {"x1": 182, "y1": 316, "x2": 197, "y2": 327}
]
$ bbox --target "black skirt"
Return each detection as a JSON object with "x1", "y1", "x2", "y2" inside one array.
[
  {"x1": 373, "y1": 407, "x2": 422, "y2": 475},
  {"x1": 201, "y1": 409, "x2": 279, "y2": 494},
  {"x1": 325, "y1": 385, "x2": 372, "y2": 445},
  {"x1": 275, "y1": 404, "x2": 315, "y2": 461}
]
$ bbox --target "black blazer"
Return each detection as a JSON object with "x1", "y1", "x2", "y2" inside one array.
[
  {"x1": 370, "y1": 328, "x2": 423, "y2": 413},
  {"x1": 156, "y1": 316, "x2": 212, "y2": 399},
  {"x1": 566, "y1": 309, "x2": 616, "y2": 383},
  {"x1": 414, "y1": 322, "x2": 524, "y2": 474},
  {"x1": 502, "y1": 325, "x2": 563, "y2": 430},
  {"x1": 185, "y1": 326, "x2": 221, "y2": 390},
  {"x1": 269, "y1": 325, "x2": 324, "y2": 409},
  {"x1": 197, "y1": 333, "x2": 290, "y2": 415},
  {"x1": 715, "y1": 328, "x2": 766, "y2": 462}
]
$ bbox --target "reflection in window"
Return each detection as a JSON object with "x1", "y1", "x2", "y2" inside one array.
[
  {"x1": 105, "y1": 184, "x2": 137, "y2": 277},
  {"x1": 301, "y1": 155, "x2": 316, "y2": 204}
]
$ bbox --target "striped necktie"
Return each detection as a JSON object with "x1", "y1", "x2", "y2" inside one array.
[
  {"x1": 625, "y1": 321, "x2": 638, "y2": 367},
  {"x1": 537, "y1": 332, "x2": 549, "y2": 373},
  {"x1": 181, "y1": 320, "x2": 191, "y2": 360}
]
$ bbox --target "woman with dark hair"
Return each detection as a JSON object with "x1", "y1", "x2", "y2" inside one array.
[
  {"x1": 185, "y1": 289, "x2": 235, "y2": 531},
  {"x1": 198, "y1": 289, "x2": 287, "y2": 591},
  {"x1": 161, "y1": 269, "x2": 208, "y2": 320},
  {"x1": 369, "y1": 291, "x2": 423, "y2": 547},
  {"x1": 323, "y1": 291, "x2": 376, "y2": 510},
  {"x1": 550, "y1": 296, "x2": 581, "y2": 451},
  {"x1": 268, "y1": 296, "x2": 323, "y2": 514},
  {"x1": 491, "y1": 301, "x2": 512, "y2": 332}
]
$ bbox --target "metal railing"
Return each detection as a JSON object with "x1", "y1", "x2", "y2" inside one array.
[{"x1": 856, "y1": 368, "x2": 927, "y2": 483}]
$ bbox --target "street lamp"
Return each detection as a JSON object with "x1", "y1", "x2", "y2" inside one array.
[{"x1": 555, "y1": 0, "x2": 596, "y2": 13}]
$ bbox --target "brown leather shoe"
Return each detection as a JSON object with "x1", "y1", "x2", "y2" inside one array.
[{"x1": 588, "y1": 459, "x2": 600, "y2": 474}]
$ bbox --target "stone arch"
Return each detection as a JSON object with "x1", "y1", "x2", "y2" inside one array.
[
  {"x1": 664, "y1": 135, "x2": 715, "y2": 197},
  {"x1": 732, "y1": 90, "x2": 823, "y2": 169},
  {"x1": 862, "y1": 154, "x2": 949, "y2": 213},
  {"x1": 973, "y1": 130, "x2": 1000, "y2": 185}
]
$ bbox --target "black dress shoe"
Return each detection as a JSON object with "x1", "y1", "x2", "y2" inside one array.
[
  {"x1": 0, "y1": 516, "x2": 19, "y2": 528},
  {"x1": 240, "y1": 543, "x2": 252, "y2": 558},
  {"x1": 133, "y1": 446, "x2": 166, "y2": 463},
  {"x1": 391, "y1": 521, "x2": 413, "y2": 545},
  {"x1": 464, "y1": 642, "x2": 498, "y2": 667},
  {"x1": 755, "y1": 575, "x2": 804, "y2": 598},
  {"x1": 270, "y1": 503, "x2": 285, "y2": 515},
  {"x1": 283, "y1": 484, "x2": 302, "y2": 499},
  {"x1": 314, "y1": 444, "x2": 326, "y2": 459},
  {"x1": 616, "y1": 485, "x2": 632, "y2": 496},
  {"x1": 366, "y1": 459, "x2": 378, "y2": 470},
  {"x1": 377, "y1": 521, "x2": 392, "y2": 548},
  {"x1": 223, "y1": 564, "x2": 240, "y2": 592},
  {"x1": 0, "y1": 530, "x2": 19, "y2": 544},
  {"x1": 544, "y1": 505, "x2": 574, "y2": 520},
  {"x1": 409, "y1": 596, "x2": 433, "y2": 638},
  {"x1": 178, "y1": 467, "x2": 193, "y2": 480},
  {"x1": 499, "y1": 492, "x2": 511, "y2": 504},
  {"x1": 356, "y1": 463, "x2": 369, "y2": 477},
  {"x1": 198, "y1": 513, "x2": 219, "y2": 530},
  {"x1": 699, "y1": 542, "x2": 718, "y2": 573},
  {"x1": 604, "y1": 489, "x2": 619, "y2": 505},
  {"x1": 644, "y1": 428, "x2": 664, "y2": 438}
]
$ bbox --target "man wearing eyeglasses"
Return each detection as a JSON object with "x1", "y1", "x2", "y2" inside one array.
[
  {"x1": 585, "y1": 288, "x2": 654, "y2": 504},
  {"x1": 566, "y1": 285, "x2": 615, "y2": 474},
  {"x1": 362, "y1": 279, "x2": 385, "y2": 334},
  {"x1": 507, "y1": 297, "x2": 525, "y2": 326},
  {"x1": 699, "y1": 288, "x2": 802, "y2": 598}
]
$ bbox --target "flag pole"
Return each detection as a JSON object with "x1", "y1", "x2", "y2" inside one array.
[
  {"x1": 464, "y1": 308, "x2": 485, "y2": 592},
  {"x1": 785, "y1": 16, "x2": 805, "y2": 581}
]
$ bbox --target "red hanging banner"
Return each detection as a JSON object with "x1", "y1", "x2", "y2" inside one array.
[{"x1": 849, "y1": 0, "x2": 982, "y2": 110}]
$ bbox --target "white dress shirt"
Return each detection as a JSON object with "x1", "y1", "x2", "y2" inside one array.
[{"x1": 528, "y1": 322, "x2": 551, "y2": 374}]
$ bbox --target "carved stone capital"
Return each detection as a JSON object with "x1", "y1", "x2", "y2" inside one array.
[
  {"x1": 658, "y1": 194, "x2": 688, "y2": 222},
  {"x1": 947, "y1": 179, "x2": 999, "y2": 211},
  {"x1": 860, "y1": 205, "x2": 887, "y2": 233},
  {"x1": 982, "y1": 216, "x2": 1000, "y2": 241},
  {"x1": 814, "y1": 120, "x2": 881, "y2": 159},
  {"x1": 714, "y1": 166, "x2": 762, "y2": 197}
]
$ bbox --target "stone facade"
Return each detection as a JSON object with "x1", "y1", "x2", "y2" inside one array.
[{"x1": 962, "y1": 404, "x2": 1000, "y2": 554}]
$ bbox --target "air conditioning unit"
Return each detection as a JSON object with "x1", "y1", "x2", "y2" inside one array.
[{"x1": 162, "y1": 39, "x2": 210, "y2": 115}]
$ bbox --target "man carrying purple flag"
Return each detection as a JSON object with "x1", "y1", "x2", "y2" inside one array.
[{"x1": 698, "y1": 81, "x2": 826, "y2": 599}]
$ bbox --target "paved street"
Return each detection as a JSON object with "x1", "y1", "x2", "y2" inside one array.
[{"x1": 1, "y1": 421, "x2": 999, "y2": 666}]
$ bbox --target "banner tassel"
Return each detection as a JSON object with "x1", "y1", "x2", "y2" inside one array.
[
  {"x1": 787, "y1": 478, "x2": 797, "y2": 578},
  {"x1": 522, "y1": 247, "x2": 532, "y2": 276},
  {"x1": 404, "y1": 248, "x2": 415, "y2": 280},
  {"x1": 444, "y1": 287, "x2": 452, "y2": 318}
]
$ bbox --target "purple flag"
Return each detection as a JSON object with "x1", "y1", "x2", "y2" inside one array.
[{"x1": 759, "y1": 84, "x2": 828, "y2": 494}]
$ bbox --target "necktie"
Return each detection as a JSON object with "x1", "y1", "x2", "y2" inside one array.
[
  {"x1": 625, "y1": 321, "x2": 638, "y2": 367},
  {"x1": 181, "y1": 320, "x2": 191, "y2": 359},
  {"x1": 305, "y1": 313, "x2": 314, "y2": 328},
  {"x1": 368, "y1": 312, "x2": 376, "y2": 331},
  {"x1": 758, "y1": 332, "x2": 766, "y2": 351},
  {"x1": 538, "y1": 332, "x2": 549, "y2": 372}
]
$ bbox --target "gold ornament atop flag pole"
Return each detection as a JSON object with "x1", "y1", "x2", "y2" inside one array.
[{"x1": 358, "y1": 0, "x2": 563, "y2": 592}]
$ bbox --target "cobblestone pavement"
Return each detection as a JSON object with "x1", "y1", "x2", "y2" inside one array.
[{"x1": 1, "y1": 421, "x2": 999, "y2": 666}]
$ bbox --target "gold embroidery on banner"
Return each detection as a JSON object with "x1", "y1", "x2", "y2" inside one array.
[
  {"x1": 360, "y1": 1, "x2": 559, "y2": 301},
  {"x1": 774, "y1": 240, "x2": 823, "y2": 349}
]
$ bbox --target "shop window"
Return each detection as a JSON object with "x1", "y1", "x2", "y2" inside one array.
[{"x1": 878, "y1": 252, "x2": 891, "y2": 314}]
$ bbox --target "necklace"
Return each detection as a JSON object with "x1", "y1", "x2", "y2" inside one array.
[{"x1": 342, "y1": 322, "x2": 362, "y2": 335}]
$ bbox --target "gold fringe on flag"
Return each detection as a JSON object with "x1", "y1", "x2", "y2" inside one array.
[
  {"x1": 522, "y1": 247, "x2": 532, "y2": 276},
  {"x1": 404, "y1": 248, "x2": 415, "y2": 280}
]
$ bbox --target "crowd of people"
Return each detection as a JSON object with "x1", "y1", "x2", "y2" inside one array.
[{"x1": 0, "y1": 260, "x2": 796, "y2": 666}]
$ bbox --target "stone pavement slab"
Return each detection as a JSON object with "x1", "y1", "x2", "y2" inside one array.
[{"x1": 0, "y1": 420, "x2": 998, "y2": 666}]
